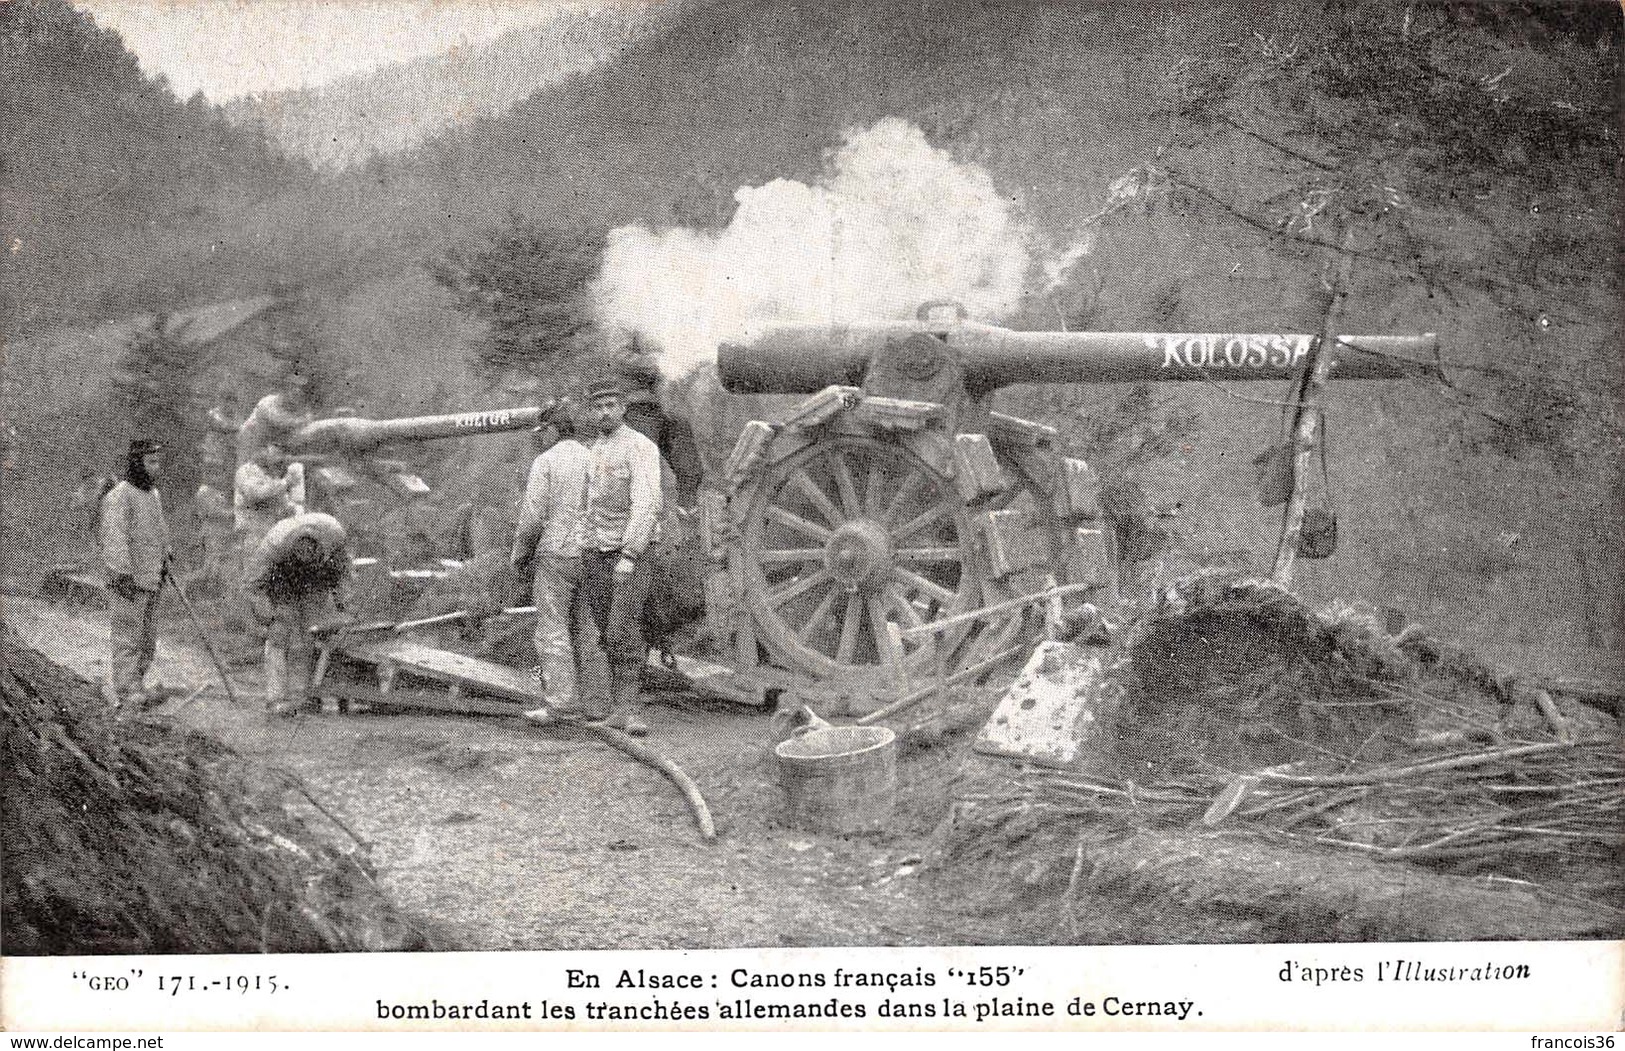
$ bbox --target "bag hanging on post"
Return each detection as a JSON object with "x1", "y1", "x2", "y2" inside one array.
[
  {"x1": 1252, "y1": 442, "x2": 1295, "y2": 507},
  {"x1": 1297, "y1": 508, "x2": 1338, "y2": 559}
]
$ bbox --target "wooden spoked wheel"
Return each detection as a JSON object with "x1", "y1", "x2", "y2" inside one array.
[{"x1": 738, "y1": 434, "x2": 995, "y2": 689}]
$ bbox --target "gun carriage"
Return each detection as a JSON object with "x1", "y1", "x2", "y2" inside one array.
[{"x1": 702, "y1": 302, "x2": 1437, "y2": 715}]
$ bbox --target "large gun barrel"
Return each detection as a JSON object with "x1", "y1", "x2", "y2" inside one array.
[
  {"x1": 718, "y1": 320, "x2": 1439, "y2": 395},
  {"x1": 285, "y1": 401, "x2": 556, "y2": 455}
]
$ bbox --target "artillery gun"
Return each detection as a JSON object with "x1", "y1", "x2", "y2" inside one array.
[
  {"x1": 280, "y1": 402, "x2": 561, "y2": 457},
  {"x1": 702, "y1": 303, "x2": 1437, "y2": 715},
  {"x1": 261, "y1": 400, "x2": 567, "y2": 562},
  {"x1": 264, "y1": 401, "x2": 564, "y2": 497}
]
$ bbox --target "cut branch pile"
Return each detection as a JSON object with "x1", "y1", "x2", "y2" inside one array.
[
  {"x1": 2, "y1": 626, "x2": 439, "y2": 954},
  {"x1": 1011, "y1": 740, "x2": 1621, "y2": 898},
  {"x1": 966, "y1": 573, "x2": 1623, "y2": 909}
]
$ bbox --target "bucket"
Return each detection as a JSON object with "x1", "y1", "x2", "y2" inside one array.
[{"x1": 775, "y1": 725, "x2": 897, "y2": 835}]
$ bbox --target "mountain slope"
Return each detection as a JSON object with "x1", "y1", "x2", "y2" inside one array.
[
  {"x1": 0, "y1": 0, "x2": 313, "y2": 328},
  {"x1": 223, "y1": 2, "x2": 670, "y2": 170}
]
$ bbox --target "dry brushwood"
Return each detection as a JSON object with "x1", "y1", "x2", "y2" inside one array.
[
  {"x1": 1, "y1": 627, "x2": 439, "y2": 954},
  {"x1": 972, "y1": 573, "x2": 1624, "y2": 909}
]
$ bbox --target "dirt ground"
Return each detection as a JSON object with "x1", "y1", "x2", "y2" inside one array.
[{"x1": 5, "y1": 595, "x2": 1025, "y2": 950}]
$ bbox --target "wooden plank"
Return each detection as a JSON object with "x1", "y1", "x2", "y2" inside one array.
[
  {"x1": 61, "y1": 570, "x2": 104, "y2": 593},
  {"x1": 723, "y1": 420, "x2": 777, "y2": 490},
  {"x1": 319, "y1": 681, "x2": 525, "y2": 718},
  {"x1": 1066, "y1": 527, "x2": 1114, "y2": 588},
  {"x1": 986, "y1": 411, "x2": 1058, "y2": 449},
  {"x1": 648, "y1": 650, "x2": 770, "y2": 706},
  {"x1": 851, "y1": 395, "x2": 945, "y2": 431},
  {"x1": 974, "y1": 640, "x2": 1111, "y2": 768},
  {"x1": 40, "y1": 566, "x2": 106, "y2": 606},
  {"x1": 345, "y1": 638, "x2": 541, "y2": 703},
  {"x1": 782, "y1": 385, "x2": 859, "y2": 431},
  {"x1": 981, "y1": 508, "x2": 1047, "y2": 579},
  {"x1": 951, "y1": 433, "x2": 1009, "y2": 503},
  {"x1": 1054, "y1": 456, "x2": 1101, "y2": 520}
]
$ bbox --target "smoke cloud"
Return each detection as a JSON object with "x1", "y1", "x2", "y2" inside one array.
[{"x1": 591, "y1": 118, "x2": 1046, "y2": 380}]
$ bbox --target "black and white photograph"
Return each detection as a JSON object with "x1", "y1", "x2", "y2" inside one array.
[{"x1": 1, "y1": 0, "x2": 1621, "y2": 1034}]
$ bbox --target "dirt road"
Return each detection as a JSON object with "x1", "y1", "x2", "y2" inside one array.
[{"x1": 7, "y1": 597, "x2": 1004, "y2": 949}]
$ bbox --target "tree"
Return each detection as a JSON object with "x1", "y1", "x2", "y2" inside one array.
[
  {"x1": 427, "y1": 215, "x2": 607, "y2": 380},
  {"x1": 1146, "y1": 0, "x2": 1620, "y2": 466},
  {"x1": 111, "y1": 315, "x2": 205, "y2": 523}
]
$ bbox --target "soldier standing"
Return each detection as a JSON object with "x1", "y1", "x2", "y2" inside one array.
[
  {"x1": 580, "y1": 375, "x2": 663, "y2": 737},
  {"x1": 245, "y1": 513, "x2": 350, "y2": 717},
  {"x1": 99, "y1": 439, "x2": 174, "y2": 708},
  {"x1": 510, "y1": 404, "x2": 597, "y2": 724},
  {"x1": 616, "y1": 355, "x2": 705, "y2": 509},
  {"x1": 236, "y1": 368, "x2": 314, "y2": 463},
  {"x1": 188, "y1": 392, "x2": 243, "y2": 596},
  {"x1": 233, "y1": 443, "x2": 303, "y2": 571}
]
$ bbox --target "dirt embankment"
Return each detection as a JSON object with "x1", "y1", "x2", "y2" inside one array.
[{"x1": 2, "y1": 625, "x2": 438, "y2": 954}]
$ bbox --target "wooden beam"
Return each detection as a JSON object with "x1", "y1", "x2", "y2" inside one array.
[
  {"x1": 898, "y1": 582, "x2": 1095, "y2": 640},
  {"x1": 1271, "y1": 225, "x2": 1356, "y2": 588},
  {"x1": 855, "y1": 641, "x2": 1031, "y2": 726}
]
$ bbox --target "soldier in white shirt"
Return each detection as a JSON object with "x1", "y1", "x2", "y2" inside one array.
[
  {"x1": 511, "y1": 404, "x2": 598, "y2": 723},
  {"x1": 99, "y1": 439, "x2": 174, "y2": 708},
  {"x1": 580, "y1": 375, "x2": 663, "y2": 737}
]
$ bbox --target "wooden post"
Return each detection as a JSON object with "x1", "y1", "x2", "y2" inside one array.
[
  {"x1": 1271, "y1": 227, "x2": 1356, "y2": 588},
  {"x1": 1041, "y1": 573, "x2": 1065, "y2": 641}
]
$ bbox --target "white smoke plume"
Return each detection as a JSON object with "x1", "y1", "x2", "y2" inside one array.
[{"x1": 591, "y1": 118, "x2": 1044, "y2": 380}]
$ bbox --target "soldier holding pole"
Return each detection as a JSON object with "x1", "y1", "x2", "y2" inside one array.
[{"x1": 99, "y1": 438, "x2": 174, "y2": 709}]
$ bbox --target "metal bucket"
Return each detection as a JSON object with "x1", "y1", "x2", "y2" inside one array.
[{"x1": 775, "y1": 725, "x2": 897, "y2": 835}]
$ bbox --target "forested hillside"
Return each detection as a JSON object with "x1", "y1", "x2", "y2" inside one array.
[
  {"x1": 223, "y1": 2, "x2": 669, "y2": 170},
  {"x1": 0, "y1": 0, "x2": 314, "y2": 327},
  {"x1": 392, "y1": 0, "x2": 1624, "y2": 668}
]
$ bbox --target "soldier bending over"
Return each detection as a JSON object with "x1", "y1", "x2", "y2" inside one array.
[{"x1": 245, "y1": 513, "x2": 350, "y2": 717}]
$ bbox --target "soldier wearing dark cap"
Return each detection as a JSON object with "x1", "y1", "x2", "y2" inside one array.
[
  {"x1": 581, "y1": 374, "x2": 664, "y2": 736},
  {"x1": 99, "y1": 438, "x2": 174, "y2": 708},
  {"x1": 616, "y1": 355, "x2": 705, "y2": 508}
]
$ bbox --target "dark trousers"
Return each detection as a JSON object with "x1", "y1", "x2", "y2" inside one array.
[{"x1": 581, "y1": 548, "x2": 652, "y2": 709}]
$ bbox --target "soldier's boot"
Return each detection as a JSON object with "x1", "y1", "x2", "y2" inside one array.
[{"x1": 609, "y1": 666, "x2": 648, "y2": 737}]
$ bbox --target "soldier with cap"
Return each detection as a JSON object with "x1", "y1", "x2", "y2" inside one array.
[
  {"x1": 616, "y1": 354, "x2": 705, "y2": 509},
  {"x1": 99, "y1": 438, "x2": 175, "y2": 708},
  {"x1": 581, "y1": 374, "x2": 664, "y2": 736},
  {"x1": 245, "y1": 512, "x2": 351, "y2": 716}
]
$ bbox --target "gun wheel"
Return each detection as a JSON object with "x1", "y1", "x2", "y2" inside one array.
[{"x1": 737, "y1": 432, "x2": 1007, "y2": 702}]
